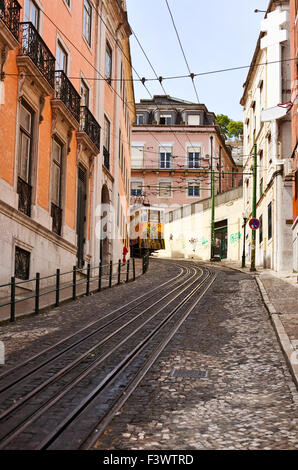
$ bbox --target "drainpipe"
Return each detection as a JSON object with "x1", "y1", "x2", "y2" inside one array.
[
  {"x1": 219, "y1": 146, "x2": 222, "y2": 193},
  {"x1": 272, "y1": 119, "x2": 281, "y2": 271}
]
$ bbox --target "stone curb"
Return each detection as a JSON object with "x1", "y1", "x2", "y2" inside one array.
[{"x1": 255, "y1": 276, "x2": 298, "y2": 391}]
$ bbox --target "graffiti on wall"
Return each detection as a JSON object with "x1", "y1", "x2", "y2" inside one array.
[{"x1": 230, "y1": 232, "x2": 242, "y2": 244}]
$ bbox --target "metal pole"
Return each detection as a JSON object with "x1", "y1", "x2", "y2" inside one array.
[
  {"x1": 210, "y1": 169, "x2": 215, "y2": 260},
  {"x1": 133, "y1": 258, "x2": 136, "y2": 281},
  {"x1": 242, "y1": 219, "x2": 247, "y2": 268},
  {"x1": 109, "y1": 261, "x2": 113, "y2": 287},
  {"x1": 86, "y1": 263, "x2": 91, "y2": 296},
  {"x1": 72, "y1": 266, "x2": 77, "y2": 300},
  {"x1": 10, "y1": 276, "x2": 15, "y2": 323},
  {"x1": 126, "y1": 259, "x2": 130, "y2": 283},
  {"x1": 118, "y1": 259, "x2": 121, "y2": 285},
  {"x1": 250, "y1": 143, "x2": 257, "y2": 272},
  {"x1": 55, "y1": 268, "x2": 60, "y2": 307},
  {"x1": 98, "y1": 261, "x2": 102, "y2": 292},
  {"x1": 35, "y1": 273, "x2": 40, "y2": 315}
]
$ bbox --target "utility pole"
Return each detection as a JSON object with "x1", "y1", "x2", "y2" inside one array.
[
  {"x1": 210, "y1": 169, "x2": 215, "y2": 260},
  {"x1": 250, "y1": 143, "x2": 257, "y2": 272},
  {"x1": 242, "y1": 216, "x2": 247, "y2": 268}
]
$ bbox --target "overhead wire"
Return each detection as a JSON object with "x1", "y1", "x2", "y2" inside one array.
[{"x1": 164, "y1": 0, "x2": 200, "y2": 104}]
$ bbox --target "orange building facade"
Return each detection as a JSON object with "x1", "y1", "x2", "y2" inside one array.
[{"x1": 0, "y1": 0, "x2": 135, "y2": 283}]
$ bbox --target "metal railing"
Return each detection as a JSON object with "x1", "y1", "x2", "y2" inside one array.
[
  {"x1": 54, "y1": 70, "x2": 81, "y2": 123},
  {"x1": 80, "y1": 106, "x2": 101, "y2": 151},
  {"x1": 19, "y1": 22, "x2": 56, "y2": 89},
  {"x1": 0, "y1": 0, "x2": 21, "y2": 41},
  {"x1": 0, "y1": 254, "x2": 150, "y2": 323},
  {"x1": 131, "y1": 161, "x2": 207, "y2": 171}
]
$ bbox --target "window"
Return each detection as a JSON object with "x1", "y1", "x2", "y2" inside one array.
[
  {"x1": 83, "y1": 0, "x2": 92, "y2": 46},
  {"x1": 160, "y1": 114, "x2": 172, "y2": 125},
  {"x1": 188, "y1": 148, "x2": 200, "y2": 169},
  {"x1": 17, "y1": 102, "x2": 34, "y2": 217},
  {"x1": 188, "y1": 182, "x2": 200, "y2": 197},
  {"x1": 18, "y1": 103, "x2": 33, "y2": 184},
  {"x1": 103, "y1": 115, "x2": 110, "y2": 151},
  {"x1": 259, "y1": 214, "x2": 263, "y2": 244},
  {"x1": 259, "y1": 177, "x2": 263, "y2": 197},
  {"x1": 268, "y1": 202, "x2": 272, "y2": 240},
  {"x1": 51, "y1": 138, "x2": 62, "y2": 207},
  {"x1": 105, "y1": 42, "x2": 112, "y2": 84},
  {"x1": 159, "y1": 147, "x2": 172, "y2": 169},
  {"x1": 159, "y1": 181, "x2": 171, "y2": 198},
  {"x1": 24, "y1": 0, "x2": 40, "y2": 31},
  {"x1": 80, "y1": 79, "x2": 89, "y2": 107},
  {"x1": 56, "y1": 41, "x2": 68, "y2": 74},
  {"x1": 131, "y1": 181, "x2": 143, "y2": 196},
  {"x1": 131, "y1": 145, "x2": 144, "y2": 169},
  {"x1": 259, "y1": 80, "x2": 264, "y2": 111},
  {"x1": 187, "y1": 115, "x2": 200, "y2": 125},
  {"x1": 136, "y1": 114, "x2": 144, "y2": 125},
  {"x1": 15, "y1": 246, "x2": 30, "y2": 280}
]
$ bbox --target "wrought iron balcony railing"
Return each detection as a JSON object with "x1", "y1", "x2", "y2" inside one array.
[
  {"x1": 19, "y1": 22, "x2": 56, "y2": 88},
  {"x1": 54, "y1": 70, "x2": 81, "y2": 123},
  {"x1": 51, "y1": 202, "x2": 62, "y2": 236},
  {"x1": 17, "y1": 176, "x2": 32, "y2": 217},
  {"x1": 80, "y1": 106, "x2": 101, "y2": 151},
  {"x1": 103, "y1": 146, "x2": 110, "y2": 171},
  {"x1": 131, "y1": 162, "x2": 207, "y2": 171},
  {"x1": 0, "y1": 0, "x2": 21, "y2": 41}
]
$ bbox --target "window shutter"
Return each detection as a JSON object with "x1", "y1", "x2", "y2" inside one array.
[{"x1": 131, "y1": 146, "x2": 144, "y2": 169}]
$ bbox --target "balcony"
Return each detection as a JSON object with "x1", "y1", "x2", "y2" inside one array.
[
  {"x1": 103, "y1": 146, "x2": 110, "y2": 171},
  {"x1": 17, "y1": 176, "x2": 32, "y2": 217},
  {"x1": 131, "y1": 161, "x2": 207, "y2": 173},
  {"x1": 17, "y1": 22, "x2": 55, "y2": 94},
  {"x1": 52, "y1": 70, "x2": 81, "y2": 127},
  {"x1": 51, "y1": 202, "x2": 62, "y2": 236},
  {"x1": 0, "y1": 0, "x2": 21, "y2": 44},
  {"x1": 76, "y1": 106, "x2": 101, "y2": 154}
]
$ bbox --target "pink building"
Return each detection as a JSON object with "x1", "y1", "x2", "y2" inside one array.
[{"x1": 131, "y1": 96, "x2": 240, "y2": 210}]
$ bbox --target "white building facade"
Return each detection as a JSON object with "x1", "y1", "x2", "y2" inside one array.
[{"x1": 240, "y1": 0, "x2": 293, "y2": 271}]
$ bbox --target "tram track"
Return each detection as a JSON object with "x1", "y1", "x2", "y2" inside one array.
[
  {"x1": 0, "y1": 261, "x2": 216, "y2": 450},
  {"x1": 0, "y1": 262, "x2": 194, "y2": 416},
  {"x1": 0, "y1": 260, "x2": 187, "y2": 393}
]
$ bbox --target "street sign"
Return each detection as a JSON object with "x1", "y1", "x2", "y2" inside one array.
[{"x1": 249, "y1": 218, "x2": 260, "y2": 230}]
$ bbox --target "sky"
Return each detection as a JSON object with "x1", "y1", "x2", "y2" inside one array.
[{"x1": 126, "y1": 0, "x2": 270, "y2": 122}]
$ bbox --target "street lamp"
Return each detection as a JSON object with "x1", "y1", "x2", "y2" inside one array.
[
  {"x1": 254, "y1": 9, "x2": 266, "y2": 13},
  {"x1": 242, "y1": 212, "x2": 247, "y2": 268}
]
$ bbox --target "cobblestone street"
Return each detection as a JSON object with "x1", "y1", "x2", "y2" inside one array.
[
  {"x1": 93, "y1": 264, "x2": 298, "y2": 450},
  {"x1": 0, "y1": 260, "x2": 297, "y2": 450}
]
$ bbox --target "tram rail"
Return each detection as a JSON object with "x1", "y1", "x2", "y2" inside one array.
[{"x1": 0, "y1": 261, "x2": 216, "y2": 450}]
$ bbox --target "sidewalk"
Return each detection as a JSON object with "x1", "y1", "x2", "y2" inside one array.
[
  {"x1": 0, "y1": 259, "x2": 144, "y2": 324},
  {"x1": 220, "y1": 260, "x2": 298, "y2": 389}
]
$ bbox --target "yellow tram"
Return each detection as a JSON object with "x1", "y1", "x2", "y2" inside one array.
[{"x1": 130, "y1": 206, "x2": 165, "y2": 257}]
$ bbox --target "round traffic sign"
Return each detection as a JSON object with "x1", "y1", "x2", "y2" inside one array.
[{"x1": 249, "y1": 218, "x2": 260, "y2": 230}]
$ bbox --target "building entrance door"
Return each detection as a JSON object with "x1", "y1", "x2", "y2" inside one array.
[
  {"x1": 77, "y1": 166, "x2": 87, "y2": 269},
  {"x1": 214, "y1": 220, "x2": 228, "y2": 260}
]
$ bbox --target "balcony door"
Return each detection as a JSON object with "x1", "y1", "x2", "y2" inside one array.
[
  {"x1": 17, "y1": 102, "x2": 34, "y2": 217},
  {"x1": 24, "y1": 0, "x2": 40, "y2": 31},
  {"x1": 56, "y1": 41, "x2": 68, "y2": 74}
]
